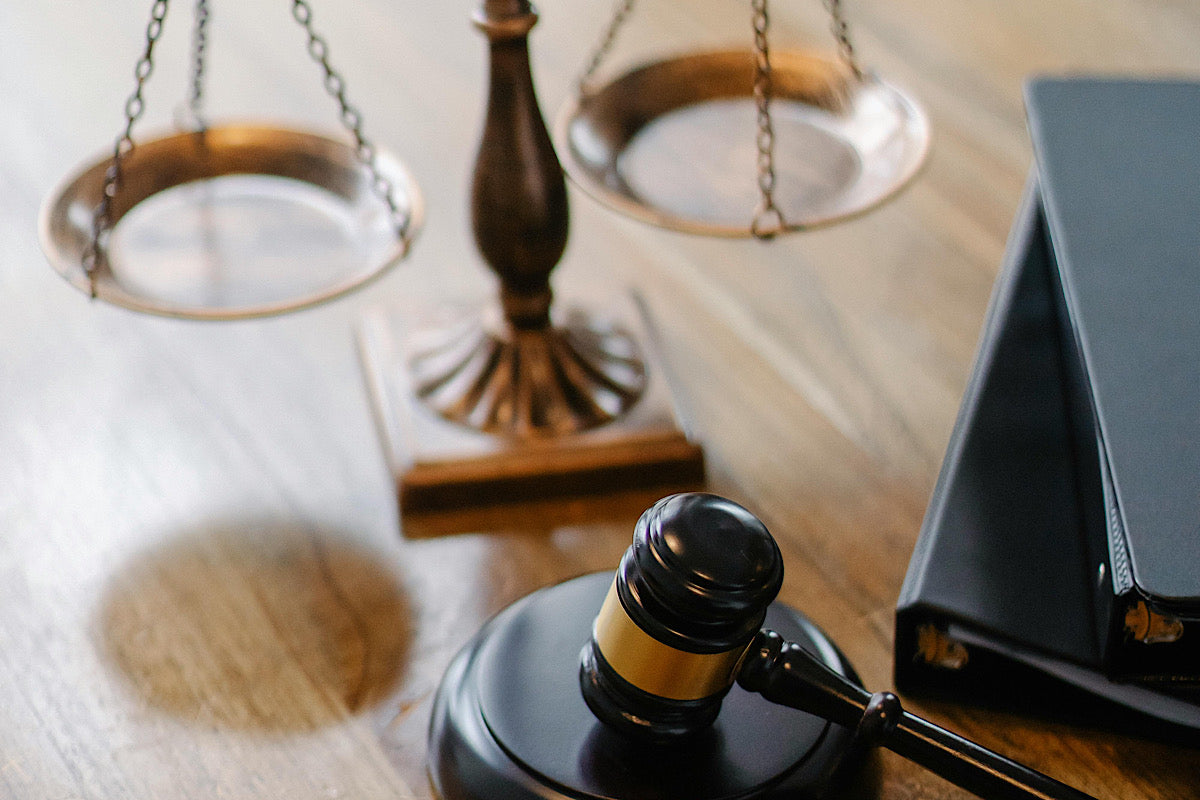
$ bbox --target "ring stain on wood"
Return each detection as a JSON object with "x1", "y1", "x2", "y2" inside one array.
[{"x1": 97, "y1": 522, "x2": 413, "y2": 732}]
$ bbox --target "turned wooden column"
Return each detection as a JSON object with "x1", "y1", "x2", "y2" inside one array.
[
  {"x1": 470, "y1": 0, "x2": 569, "y2": 331},
  {"x1": 408, "y1": 0, "x2": 646, "y2": 438}
]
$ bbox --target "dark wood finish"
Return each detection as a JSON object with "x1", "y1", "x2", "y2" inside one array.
[
  {"x1": 402, "y1": 0, "x2": 672, "y2": 445},
  {"x1": 470, "y1": 0, "x2": 567, "y2": 329},
  {"x1": 740, "y1": 631, "x2": 1096, "y2": 800},
  {"x1": 566, "y1": 495, "x2": 1094, "y2": 799},
  {"x1": 364, "y1": 0, "x2": 705, "y2": 502},
  {"x1": 429, "y1": 573, "x2": 860, "y2": 800},
  {"x1": 580, "y1": 494, "x2": 782, "y2": 741},
  {"x1": 4, "y1": 2, "x2": 1200, "y2": 799},
  {"x1": 356, "y1": 292, "x2": 705, "y2": 513}
]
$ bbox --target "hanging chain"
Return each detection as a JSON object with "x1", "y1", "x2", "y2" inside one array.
[
  {"x1": 290, "y1": 0, "x2": 413, "y2": 249},
  {"x1": 824, "y1": 0, "x2": 862, "y2": 80},
  {"x1": 185, "y1": 0, "x2": 211, "y2": 130},
  {"x1": 577, "y1": 0, "x2": 865, "y2": 238},
  {"x1": 577, "y1": 0, "x2": 636, "y2": 98},
  {"x1": 750, "y1": 0, "x2": 785, "y2": 239},
  {"x1": 84, "y1": 0, "x2": 170, "y2": 294},
  {"x1": 85, "y1": 0, "x2": 412, "y2": 292}
]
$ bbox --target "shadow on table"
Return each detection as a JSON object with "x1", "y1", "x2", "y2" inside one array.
[
  {"x1": 96, "y1": 520, "x2": 413, "y2": 732},
  {"x1": 398, "y1": 485, "x2": 696, "y2": 539}
]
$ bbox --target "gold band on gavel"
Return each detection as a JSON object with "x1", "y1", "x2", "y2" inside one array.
[{"x1": 592, "y1": 580, "x2": 748, "y2": 701}]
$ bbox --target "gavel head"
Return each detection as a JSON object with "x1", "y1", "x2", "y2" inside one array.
[{"x1": 579, "y1": 493, "x2": 784, "y2": 742}]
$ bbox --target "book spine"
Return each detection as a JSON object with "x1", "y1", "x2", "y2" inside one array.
[
  {"x1": 895, "y1": 177, "x2": 1042, "y2": 690},
  {"x1": 1041, "y1": 166, "x2": 1199, "y2": 683},
  {"x1": 1097, "y1": 450, "x2": 1200, "y2": 684},
  {"x1": 1040, "y1": 205, "x2": 1113, "y2": 668}
]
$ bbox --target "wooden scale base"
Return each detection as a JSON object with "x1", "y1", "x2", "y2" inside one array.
[
  {"x1": 427, "y1": 573, "x2": 862, "y2": 800},
  {"x1": 357, "y1": 294, "x2": 705, "y2": 521}
]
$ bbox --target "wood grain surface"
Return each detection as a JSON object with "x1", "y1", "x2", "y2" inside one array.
[{"x1": 2, "y1": 1, "x2": 1198, "y2": 798}]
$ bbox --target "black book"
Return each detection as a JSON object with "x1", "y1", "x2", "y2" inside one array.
[
  {"x1": 895, "y1": 78, "x2": 1200, "y2": 734},
  {"x1": 1027, "y1": 78, "x2": 1200, "y2": 682}
]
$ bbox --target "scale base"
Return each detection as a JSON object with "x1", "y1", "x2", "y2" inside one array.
[
  {"x1": 356, "y1": 293, "x2": 704, "y2": 521},
  {"x1": 428, "y1": 573, "x2": 863, "y2": 800}
]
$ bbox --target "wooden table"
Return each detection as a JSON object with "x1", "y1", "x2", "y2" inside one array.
[{"x1": 2, "y1": 1, "x2": 1198, "y2": 798}]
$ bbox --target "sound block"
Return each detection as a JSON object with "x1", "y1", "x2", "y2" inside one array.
[{"x1": 428, "y1": 572, "x2": 862, "y2": 800}]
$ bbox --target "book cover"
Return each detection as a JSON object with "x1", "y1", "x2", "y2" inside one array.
[
  {"x1": 895, "y1": 178, "x2": 1200, "y2": 732},
  {"x1": 1028, "y1": 77, "x2": 1200, "y2": 681}
]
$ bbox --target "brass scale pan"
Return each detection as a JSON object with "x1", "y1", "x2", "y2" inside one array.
[
  {"x1": 555, "y1": 49, "x2": 930, "y2": 237},
  {"x1": 43, "y1": 50, "x2": 925, "y2": 316},
  {"x1": 41, "y1": 124, "x2": 423, "y2": 320}
]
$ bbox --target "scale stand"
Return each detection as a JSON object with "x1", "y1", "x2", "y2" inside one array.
[{"x1": 357, "y1": 0, "x2": 703, "y2": 520}]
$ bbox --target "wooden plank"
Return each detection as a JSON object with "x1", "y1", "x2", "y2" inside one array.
[{"x1": 2, "y1": 1, "x2": 1199, "y2": 798}]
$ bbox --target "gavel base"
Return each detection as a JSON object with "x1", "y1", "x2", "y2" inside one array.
[{"x1": 428, "y1": 572, "x2": 864, "y2": 800}]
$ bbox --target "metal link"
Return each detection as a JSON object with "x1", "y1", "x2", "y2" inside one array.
[
  {"x1": 578, "y1": 0, "x2": 636, "y2": 99},
  {"x1": 750, "y1": 0, "x2": 785, "y2": 239},
  {"x1": 290, "y1": 0, "x2": 413, "y2": 246},
  {"x1": 85, "y1": 0, "x2": 171, "y2": 294},
  {"x1": 186, "y1": 0, "x2": 211, "y2": 130},
  {"x1": 824, "y1": 0, "x2": 862, "y2": 79}
]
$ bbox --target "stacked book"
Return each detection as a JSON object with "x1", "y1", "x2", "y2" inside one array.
[{"x1": 896, "y1": 78, "x2": 1200, "y2": 739}]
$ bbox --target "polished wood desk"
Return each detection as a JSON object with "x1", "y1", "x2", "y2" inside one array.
[{"x1": 2, "y1": 1, "x2": 1198, "y2": 798}]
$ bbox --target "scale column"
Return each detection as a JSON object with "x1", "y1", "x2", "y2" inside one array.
[
  {"x1": 355, "y1": 0, "x2": 705, "y2": 516},
  {"x1": 408, "y1": 0, "x2": 648, "y2": 438},
  {"x1": 470, "y1": 0, "x2": 567, "y2": 331}
]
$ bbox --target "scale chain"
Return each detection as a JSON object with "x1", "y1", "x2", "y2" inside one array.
[
  {"x1": 580, "y1": 0, "x2": 867, "y2": 238},
  {"x1": 751, "y1": 0, "x2": 785, "y2": 238},
  {"x1": 84, "y1": 0, "x2": 170, "y2": 295},
  {"x1": 577, "y1": 0, "x2": 636, "y2": 98},
  {"x1": 85, "y1": 0, "x2": 413, "y2": 294},
  {"x1": 582, "y1": 0, "x2": 787, "y2": 237},
  {"x1": 824, "y1": 0, "x2": 862, "y2": 79},
  {"x1": 186, "y1": 0, "x2": 211, "y2": 130},
  {"x1": 291, "y1": 0, "x2": 414, "y2": 250}
]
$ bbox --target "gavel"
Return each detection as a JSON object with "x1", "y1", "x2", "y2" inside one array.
[
  {"x1": 428, "y1": 493, "x2": 1098, "y2": 800},
  {"x1": 578, "y1": 493, "x2": 1095, "y2": 799}
]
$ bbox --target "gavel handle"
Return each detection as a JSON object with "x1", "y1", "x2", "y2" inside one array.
[{"x1": 737, "y1": 630, "x2": 1098, "y2": 800}]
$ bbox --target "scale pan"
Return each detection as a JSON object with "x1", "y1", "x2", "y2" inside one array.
[
  {"x1": 40, "y1": 124, "x2": 423, "y2": 320},
  {"x1": 555, "y1": 50, "x2": 929, "y2": 237}
]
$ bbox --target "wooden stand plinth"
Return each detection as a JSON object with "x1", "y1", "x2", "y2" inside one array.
[{"x1": 357, "y1": 293, "x2": 704, "y2": 524}]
